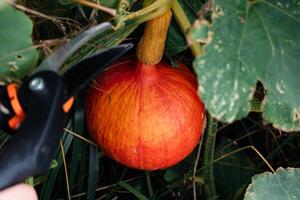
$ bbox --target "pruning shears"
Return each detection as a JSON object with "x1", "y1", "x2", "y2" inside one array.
[{"x1": 0, "y1": 22, "x2": 133, "y2": 190}]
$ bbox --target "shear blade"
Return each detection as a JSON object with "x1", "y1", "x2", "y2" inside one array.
[{"x1": 62, "y1": 43, "x2": 133, "y2": 98}]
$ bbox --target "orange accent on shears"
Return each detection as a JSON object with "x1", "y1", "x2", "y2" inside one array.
[
  {"x1": 7, "y1": 84, "x2": 26, "y2": 130},
  {"x1": 63, "y1": 96, "x2": 74, "y2": 113}
]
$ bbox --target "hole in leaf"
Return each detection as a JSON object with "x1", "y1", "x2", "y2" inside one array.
[
  {"x1": 216, "y1": 7, "x2": 223, "y2": 15},
  {"x1": 213, "y1": 6, "x2": 224, "y2": 19},
  {"x1": 292, "y1": 108, "x2": 300, "y2": 121},
  {"x1": 16, "y1": 55, "x2": 23, "y2": 60},
  {"x1": 254, "y1": 81, "x2": 266, "y2": 101}
]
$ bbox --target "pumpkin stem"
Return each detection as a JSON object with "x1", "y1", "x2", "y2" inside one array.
[{"x1": 137, "y1": 10, "x2": 172, "y2": 65}]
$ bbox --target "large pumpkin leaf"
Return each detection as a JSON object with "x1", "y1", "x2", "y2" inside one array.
[
  {"x1": 0, "y1": 1, "x2": 38, "y2": 82},
  {"x1": 191, "y1": 0, "x2": 300, "y2": 131},
  {"x1": 244, "y1": 168, "x2": 300, "y2": 200}
]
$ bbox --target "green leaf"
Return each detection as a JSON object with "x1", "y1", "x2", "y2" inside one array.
[
  {"x1": 165, "y1": 22, "x2": 187, "y2": 57},
  {"x1": 188, "y1": 20, "x2": 210, "y2": 44},
  {"x1": 244, "y1": 167, "x2": 300, "y2": 200},
  {"x1": 69, "y1": 96, "x2": 88, "y2": 193},
  {"x1": 49, "y1": 160, "x2": 58, "y2": 169},
  {"x1": 178, "y1": 0, "x2": 202, "y2": 22},
  {"x1": 99, "y1": 0, "x2": 118, "y2": 8},
  {"x1": 163, "y1": 165, "x2": 183, "y2": 182},
  {"x1": 0, "y1": 2, "x2": 38, "y2": 81},
  {"x1": 119, "y1": 181, "x2": 149, "y2": 200},
  {"x1": 192, "y1": 0, "x2": 300, "y2": 131},
  {"x1": 165, "y1": 0, "x2": 202, "y2": 56},
  {"x1": 163, "y1": 149, "x2": 198, "y2": 183},
  {"x1": 0, "y1": 1, "x2": 5, "y2": 9},
  {"x1": 87, "y1": 145, "x2": 99, "y2": 200}
]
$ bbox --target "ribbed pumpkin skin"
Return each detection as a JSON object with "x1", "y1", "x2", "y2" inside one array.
[{"x1": 85, "y1": 59, "x2": 205, "y2": 170}]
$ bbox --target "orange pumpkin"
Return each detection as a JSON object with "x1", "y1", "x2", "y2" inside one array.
[{"x1": 85, "y1": 10, "x2": 205, "y2": 170}]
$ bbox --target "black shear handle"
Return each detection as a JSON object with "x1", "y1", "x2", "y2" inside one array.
[{"x1": 0, "y1": 71, "x2": 67, "y2": 190}]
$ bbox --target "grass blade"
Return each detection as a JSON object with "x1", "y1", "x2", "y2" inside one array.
[
  {"x1": 60, "y1": 140, "x2": 71, "y2": 200},
  {"x1": 40, "y1": 127, "x2": 73, "y2": 200},
  {"x1": 87, "y1": 144, "x2": 99, "y2": 200},
  {"x1": 105, "y1": 168, "x2": 128, "y2": 200},
  {"x1": 69, "y1": 96, "x2": 88, "y2": 193},
  {"x1": 145, "y1": 171, "x2": 154, "y2": 198},
  {"x1": 119, "y1": 181, "x2": 149, "y2": 200}
]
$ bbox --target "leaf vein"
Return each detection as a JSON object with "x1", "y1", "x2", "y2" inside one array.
[
  {"x1": 253, "y1": 8, "x2": 276, "y2": 56},
  {"x1": 262, "y1": 0, "x2": 300, "y2": 23}
]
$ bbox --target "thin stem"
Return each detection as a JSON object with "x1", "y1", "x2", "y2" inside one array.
[
  {"x1": 7, "y1": 0, "x2": 61, "y2": 23},
  {"x1": 115, "y1": 0, "x2": 172, "y2": 28},
  {"x1": 73, "y1": 0, "x2": 116, "y2": 16},
  {"x1": 131, "y1": 5, "x2": 170, "y2": 26},
  {"x1": 126, "y1": 0, "x2": 171, "y2": 20},
  {"x1": 171, "y1": 1, "x2": 215, "y2": 198},
  {"x1": 250, "y1": 97, "x2": 262, "y2": 112},
  {"x1": 60, "y1": 140, "x2": 71, "y2": 200},
  {"x1": 171, "y1": 0, "x2": 202, "y2": 56},
  {"x1": 117, "y1": 0, "x2": 130, "y2": 15},
  {"x1": 198, "y1": 145, "x2": 275, "y2": 173},
  {"x1": 70, "y1": 176, "x2": 142, "y2": 198},
  {"x1": 137, "y1": 10, "x2": 172, "y2": 64},
  {"x1": 64, "y1": 128, "x2": 96, "y2": 145},
  {"x1": 192, "y1": 139, "x2": 203, "y2": 200},
  {"x1": 202, "y1": 115, "x2": 218, "y2": 198}
]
